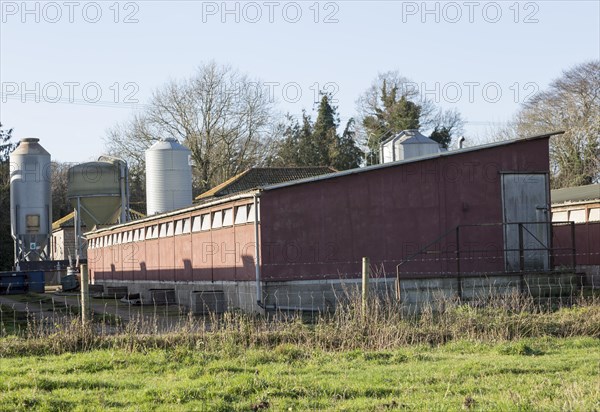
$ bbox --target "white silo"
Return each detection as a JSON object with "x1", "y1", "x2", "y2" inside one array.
[
  {"x1": 9, "y1": 138, "x2": 52, "y2": 265},
  {"x1": 145, "y1": 138, "x2": 193, "y2": 215}
]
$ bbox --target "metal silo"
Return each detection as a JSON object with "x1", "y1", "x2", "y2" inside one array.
[
  {"x1": 145, "y1": 138, "x2": 193, "y2": 215},
  {"x1": 67, "y1": 158, "x2": 128, "y2": 229},
  {"x1": 67, "y1": 157, "x2": 129, "y2": 260},
  {"x1": 10, "y1": 138, "x2": 52, "y2": 265},
  {"x1": 380, "y1": 129, "x2": 444, "y2": 163}
]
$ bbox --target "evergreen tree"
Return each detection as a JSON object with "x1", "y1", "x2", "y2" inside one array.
[
  {"x1": 329, "y1": 118, "x2": 363, "y2": 170},
  {"x1": 362, "y1": 81, "x2": 421, "y2": 164},
  {"x1": 0, "y1": 123, "x2": 16, "y2": 270},
  {"x1": 50, "y1": 162, "x2": 72, "y2": 222},
  {"x1": 127, "y1": 162, "x2": 147, "y2": 215},
  {"x1": 429, "y1": 126, "x2": 452, "y2": 149},
  {"x1": 272, "y1": 112, "x2": 314, "y2": 167},
  {"x1": 0, "y1": 123, "x2": 14, "y2": 160},
  {"x1": 310, "y1": 94, "x2": 339, "y2": 166},
  {"x1": 273, "y1": 94, "x2": 363, "y2": 170},
  {"x1": 359, "y1": 73, "x2": 464, "y2": 165}
]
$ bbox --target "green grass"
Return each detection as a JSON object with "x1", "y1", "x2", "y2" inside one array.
[
  {"x1": 1, "y1": 295, "x2": 599, "y2": 410},
  {"x1": 0, "y1": 337, "x2": 598, "y2": 411}
]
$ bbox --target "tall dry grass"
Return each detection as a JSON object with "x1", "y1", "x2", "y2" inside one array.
[{"x1": 1, "y1": 290, "x2": 599, "y2": 357}]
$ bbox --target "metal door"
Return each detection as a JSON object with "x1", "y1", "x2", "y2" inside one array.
[{"x1": 501, "y1": 173, "x2": 550, "y2": 271}]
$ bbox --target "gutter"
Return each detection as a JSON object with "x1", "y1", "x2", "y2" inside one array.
[{"x1": 253, "y1": 192, "x2": 264, "y2": 309}]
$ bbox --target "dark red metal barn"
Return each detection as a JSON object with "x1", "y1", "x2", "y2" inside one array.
[{"x1": 88, "y1": 133, "x2": 585, "y2": 311}]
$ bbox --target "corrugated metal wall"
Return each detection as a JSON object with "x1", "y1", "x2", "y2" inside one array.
[
  {"x1": 89, "y1": 137, "x2": 558, "y2": 284},
  {"x1": 259, "y1": 137, "x2": 551, "y2": 281},
  {"x1": 88, "y1": 200, "x2": 256, "y2": 283}
]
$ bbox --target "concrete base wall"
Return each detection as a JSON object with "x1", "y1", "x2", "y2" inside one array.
[
  {"x1": 95, "y1": 280, "x2": 260, "y2": 313},
  {"x1": 399, "y1": 272, "x2": 581, "y2": 304},
  {"x1": 95, "y1": 271, "x2": 582, "y2": 314},
  {"x1": 576, "y1": 265, "x2": 600, "y2": 289}
]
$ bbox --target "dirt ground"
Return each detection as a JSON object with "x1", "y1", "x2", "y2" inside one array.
[{"x1": 0, "y1": 289, "x2": 195, "y2": 332}]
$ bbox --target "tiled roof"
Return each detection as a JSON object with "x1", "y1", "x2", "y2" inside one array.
[{"x1": 195, "y1": 167, "x2": 336, "y2": 200}]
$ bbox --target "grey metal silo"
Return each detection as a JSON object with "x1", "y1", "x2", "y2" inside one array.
[
  {"x1": 145, "y1": 138, "x2": 193, "y2": 215},
  {"x1": 67, "y1": 158, "x2": 128, "y2": 229},
  {"x1": 66, "y1": 157, "x2": 129, "y2": 262},
  {"x1": 380, "y1": 129, "x2": 443, "y2": 163},
  {"x1": 9, "y1": 138, "x2": 52, "y2": 266}
]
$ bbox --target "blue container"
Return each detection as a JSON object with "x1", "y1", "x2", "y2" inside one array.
[
  {"x1": 0, "y1": 272, "x2": 27, "y2": 294},
  {"x1": 26, "y1": 271, "x2": 45, "y2": 293}
]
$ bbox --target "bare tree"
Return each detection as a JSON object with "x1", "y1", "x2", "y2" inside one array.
[
  {"x1": 511, "y1": 60, "x2": 600, "y2": 188},
  {"x1": 0, "y1": 123, "x2": 15, "y2": 270},
  {"x1": 105, "y1": 62, "x2": 277, "y2": 193}
]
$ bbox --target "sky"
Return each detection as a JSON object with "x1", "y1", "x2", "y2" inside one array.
[{"x1": 1, "y1": 0, "x2": 599, "y2": 163}]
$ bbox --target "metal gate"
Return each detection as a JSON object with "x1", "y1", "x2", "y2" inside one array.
[{"x1": 501, "y1": 173, "x2": 550, "y2": 271}]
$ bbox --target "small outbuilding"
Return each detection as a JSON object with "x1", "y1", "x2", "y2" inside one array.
[{"x1": 551, "y1": 183, "x2": 600, "y2": 282}]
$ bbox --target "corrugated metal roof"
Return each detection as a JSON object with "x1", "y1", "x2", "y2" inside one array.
[
  {"x1": 551, "y1": 183, "x2": 600, "y2": 205},
  {"x1": 264, "y1": 131, "x2": 564, "y2": 192},
  {"x1": 195, "y1": 167, "x2": 336, "y2": 200},
  {"x1": 86, "y1": 131, "x2": 562, "y2": 236}
]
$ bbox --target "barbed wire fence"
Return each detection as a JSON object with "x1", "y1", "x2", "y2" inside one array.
[{"x1": 0, "y1": 250, "x2": 598, "y2": 337}]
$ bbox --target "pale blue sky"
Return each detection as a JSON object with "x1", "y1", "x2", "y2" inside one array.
[{"x1": 1, "y1": 0, "x2": 599, "y2": 162}]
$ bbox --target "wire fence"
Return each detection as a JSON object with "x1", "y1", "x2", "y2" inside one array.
[{"x1": 1, "y1": 262, "x2": 598, "y2": 338}]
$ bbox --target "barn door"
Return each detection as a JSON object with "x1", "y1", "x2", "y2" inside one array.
[{"x1": 501, "y1": 173, "x2": 550, "y2": 271}]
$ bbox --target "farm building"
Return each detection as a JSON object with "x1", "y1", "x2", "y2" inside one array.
[
  {"x1": 51, "y1": 212, "x2": 87, "y2": 261},
  {"x1": 86, "y1": 132, "x2": 593, "y2": 312},
  {"x1": 51, "y1": 209, "x2": 146, "y2": 261},
  {"x1": 551, "y1": 183, "x2": 600, "y2": 285},
  {"x1": 551, "y1": 183, "x2": 600, "y2": 224}
]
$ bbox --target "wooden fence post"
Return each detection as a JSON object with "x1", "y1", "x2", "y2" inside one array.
[
  {"x1": 80, "y1": 264, "x2": 89, "y2": 325},
  {"x1": 362, "y1": 257, "x2": 370, "y2": 313}
]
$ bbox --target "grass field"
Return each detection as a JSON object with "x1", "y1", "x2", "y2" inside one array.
[
  {"x1": 1, "y1": 293, "x2": 599, "y2": 411},
  {"x1": 0, "y1": 337, "x2": 598, "y2": 411}
]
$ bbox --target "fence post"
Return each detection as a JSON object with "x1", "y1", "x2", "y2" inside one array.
[
  {"x1": 362, "y1": 257, "x2": 370, "y2": 313},
  {"x1": 80, "y1": 264, "x2": 90, "y2": 325}
]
